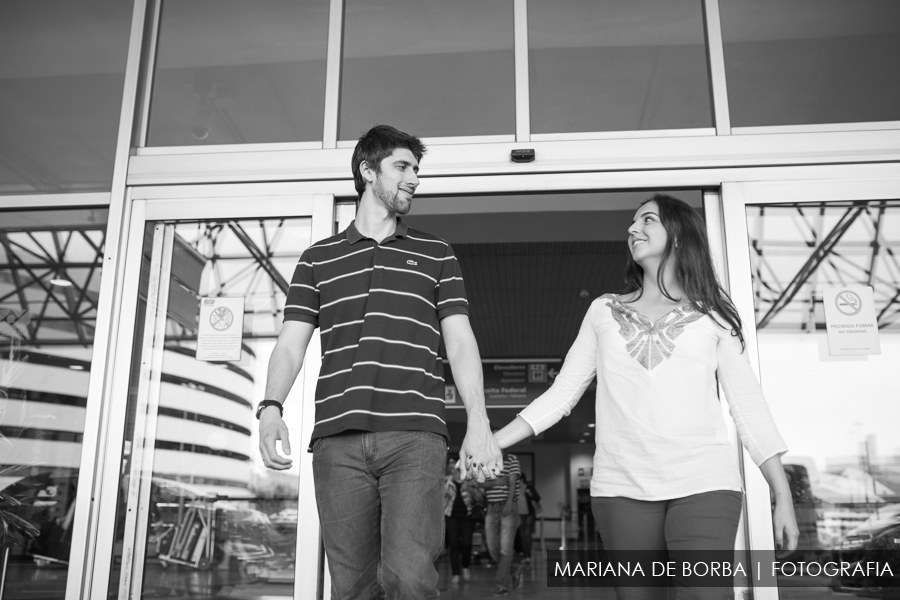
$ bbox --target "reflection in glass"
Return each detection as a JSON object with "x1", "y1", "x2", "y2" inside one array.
[
  {"x1": 721, "y1": 0, "x2": 900, "y2": 127},
  {"x1": 0, "y1": 2, "x2": 131, "y2": 193},
  {"x1": 746, "y1": 200, "x2": 900, "y2": 597},
  {"x1": 148, "y1": 0, "x2": 329, "y2": 146},
  {"x1": 0, "y1": 208, "x2": 108, "y2": 598},
  {"x1": 340, "y1": 0, "x2": 515, "y2": 140},
  {"x1": 109, "y1": 218, "x2": 311, "y2": 600},
  {"x1": 528, "y1": 0, "x2": 712, "y2": 134}
]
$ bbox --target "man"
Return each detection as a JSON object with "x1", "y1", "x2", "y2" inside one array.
[
  {"x1": 479, "y1": 452, "x2": 522, "y2": 596},
  {"x1": 516, "y1": 473, "x2": 541, "y2": 564},
  {"x1": 257, "y1": 124, "x2": 502, "y2": 599}
]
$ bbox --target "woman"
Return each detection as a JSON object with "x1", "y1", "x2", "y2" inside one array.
[
  {"x1": 443, "y1": 456, "x2": 479, "y2": 584},
  {"x1": 493, "y1": 194, "x2": 799, "y2": 599}
]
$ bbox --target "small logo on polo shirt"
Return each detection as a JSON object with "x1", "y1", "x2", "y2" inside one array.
[{"x1": 407, "y1": 260, "x2": 418, "y2": 266}]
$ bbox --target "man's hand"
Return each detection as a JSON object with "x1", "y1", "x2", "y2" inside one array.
[
  {"x1": 257, "y1": 321, "x2": 314, "y2": 470},
  {"x1": 458, "y1": 416, "x2": 503, "y2": 482},
  {"x1": 441, "y1": 314, "x2": 503, "y2": 482},
  {"x1": 258, "y1": 408, "x2": 293, "y2": 470}
]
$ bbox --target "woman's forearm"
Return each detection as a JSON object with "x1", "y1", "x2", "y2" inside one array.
[
  {"x1": 758, "y1": 454, "x2": 800, "y2": 551},
  {"x1": 758, "y1": 455, "x2": 792, "y2": 502},
  {"x1": 493, "y1": 416, "x2": 536, "y2": 450}
]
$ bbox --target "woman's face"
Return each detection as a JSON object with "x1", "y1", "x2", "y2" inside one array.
[{"x1": 628, "y1": 200, "x2": 669, "y2": 266}]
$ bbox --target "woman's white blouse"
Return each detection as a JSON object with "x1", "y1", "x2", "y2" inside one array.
[{"x1": 519, "y1": 294, "x2": 787, "y2": 500}]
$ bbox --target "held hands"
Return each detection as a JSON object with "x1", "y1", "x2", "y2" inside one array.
[
  {"x1": 258, "y1": 409, "x2": 293, "y2": 470},
  {"x1": 457, "y1": 417, "x2": 503, "y2": 482}
]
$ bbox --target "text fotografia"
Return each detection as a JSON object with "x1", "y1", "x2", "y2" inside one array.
[
  {"x1": 773, "y1": 561, "x2": 892, "y2": 578},
  {"x1": 546, "y1": 550, "x2": 899, "y2": 588}
]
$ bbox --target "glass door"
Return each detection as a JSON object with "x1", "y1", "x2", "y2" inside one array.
[
  {"x1": 722, "y1": 179, "x2": 900, "y2": 600},
  {"x1": 92, "y1": 192, "x2": 337, "y2": 600}
]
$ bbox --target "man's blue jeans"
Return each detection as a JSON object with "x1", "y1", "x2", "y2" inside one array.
[
  {"x1": 484, "y1": 503, "x2": 520, "y2": 589},
  {"x1": 312, "y1": 430, "x2": 446, "y2": 600}
]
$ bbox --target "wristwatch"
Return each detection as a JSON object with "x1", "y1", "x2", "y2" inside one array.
[{"x1": 256, "y1": 399, "x2": 283, "y2": 420}]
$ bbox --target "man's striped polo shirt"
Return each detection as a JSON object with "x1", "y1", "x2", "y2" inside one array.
[{"x1": 284, "y1": 218, "x2": 468, "y2": 445}]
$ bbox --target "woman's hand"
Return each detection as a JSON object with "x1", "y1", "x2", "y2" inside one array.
[
  {"x1": 758, "y1": 455, "x2": 800, "y2": 552},
  {"x1": 772, "y1": 496, "x2": 799, "y2": 552}
]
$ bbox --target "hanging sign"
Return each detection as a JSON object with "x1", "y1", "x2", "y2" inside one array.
[
  {"x1": 196, "y1": 297, "x2": 245, "y2": 361},
  {"x1": 444, "y1": 359, "x2": 561, "y2": 407},
  {"x1": 822, "y1": 286, "x2": 880, "y2": 356}
]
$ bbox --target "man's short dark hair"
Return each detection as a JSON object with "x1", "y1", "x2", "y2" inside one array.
[{"x1": 351, "y1": 125, "x2": 427, "y2": 198}]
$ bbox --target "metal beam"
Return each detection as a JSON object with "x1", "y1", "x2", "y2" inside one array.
[
  {"x1": 226, "y1": 221, "x2": 290, "y2": 294},
  {"x1": 867, "y1": 205, "x2": 885, "y2": 287},
  {"x1": 757, "y1": 205, "x2": 865, "y2": 329}
]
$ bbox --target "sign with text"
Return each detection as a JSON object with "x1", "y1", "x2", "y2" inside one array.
[
  {"x1": 823, "y1": 286, "x2": 880, "y2": 356},
  {"x1": 444, "y1": 359, "x2": 561, "y2": 407},
  {"x1": 196, "y1": 297, "x2": 245, "y2": 361}
]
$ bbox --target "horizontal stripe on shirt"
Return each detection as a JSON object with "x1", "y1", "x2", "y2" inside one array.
[{"x1": 283, "y1": 218, "x2": 468, "y2": 445}]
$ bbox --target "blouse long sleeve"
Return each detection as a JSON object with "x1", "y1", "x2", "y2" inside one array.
[
  {"x1": 715, "y1": 325, "x2": 788, "y2": 466},
  {"x1": 519, "y1": 300, "x2": 600, "y2": 435}
]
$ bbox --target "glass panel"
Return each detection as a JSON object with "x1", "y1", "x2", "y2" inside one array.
[
  {"x1": 147, "y1": 0, "x2": 329, "y2": 146},
  {"x1": 108, "y1": 217, "x2": 311, "y2": 600},
  {"x1": 0, "y1": 208, "x2": 109, "y2": 598},
  {"x1": 746, "y1": 200, "x2": 900, "y2": 596},
  {"x1": 721, "y1": 0, "x2": 900, "y2": 127},
  {"x1": 528, "y1": 0, "x2": 713, "y2": 134},
  {"x1": 0, "y1": 1, "x2": 131, "y2": 194},
  {"x1": 340, "y1": 0, "x2": 515, "y2": 140}
]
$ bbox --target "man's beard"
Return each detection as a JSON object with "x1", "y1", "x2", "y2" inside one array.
[{"x1": 374, "y1": 176, "x2": 411, "y2": 215}]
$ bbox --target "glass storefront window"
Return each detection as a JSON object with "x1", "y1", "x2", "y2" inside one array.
[
  {"x1": 721, "y1": 0, "x2": 900, "y2": 128},
  {"x1": 108, "y1": 217, "x2": 312, "y2": 600},
  {"x1": 746, "y1": 200, "x2": 900, "y2": 597},
  {"x1": 528, "y1": 0, "x2": 713, "y2": 134},
  {"x1": 0, "y1": 208, "x2": 108, "y2": 598},
  {"x1": 0, "y1": 2, "x2": 131, "y2": 194},
  {"x1": 340, "y1": 0, "x2": 515, "y2": 140},
  {"x1": 147, "y1": 0, "x2": 329, "y2": 146}
]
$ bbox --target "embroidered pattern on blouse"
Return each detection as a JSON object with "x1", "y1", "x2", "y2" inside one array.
[{"x1": 605, "y1": 294, "x2": 703, "y2": 370}]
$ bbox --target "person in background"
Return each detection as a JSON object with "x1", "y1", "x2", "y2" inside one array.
[
  {"x1": 478, "y1": 452, "x2": 523, "y2": 596},
  {"x1": 516, "y1": 473, "x2": 541, "y2": 564},
  {"x1": 492, "y1": 194, "x2": 799, "y2": 600},
  {"x1": 443, "y1": 456, "x2": 478, "y2": 584}
]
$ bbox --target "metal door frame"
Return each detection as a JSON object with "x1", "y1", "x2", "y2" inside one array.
[
  {"x1": 720, "y1": 176, "x2": 900, "y2": 600},
  {"x1": 82, "y1": 188, "x2": 335, "y2": 600}
]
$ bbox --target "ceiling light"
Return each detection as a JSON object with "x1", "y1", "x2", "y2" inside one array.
[
  {"x1": 50, "y1": 278, "x2": 73, "y2": 287},
  {"x1": 583, "y1": 432, "x2": 591, "y2": 436},
  {"x1": 579, "y1": 439, "x2": 586, "y2": 443},
  {"x1": 587, "y1": 423, "x2": 595, "y2": 428},
  {"x1": 579, "y1": 289, "x2": 590, "y2": 298},
  {"x1": 69, "y1": 365, "x2": 84, "y2": 371}
]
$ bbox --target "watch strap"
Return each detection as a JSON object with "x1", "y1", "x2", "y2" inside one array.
[{"x1": 256, "y1": 399, "x2": 283, "y2": 420}]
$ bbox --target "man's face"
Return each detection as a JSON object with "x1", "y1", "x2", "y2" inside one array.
[{"x1": 371, "y1": 148, "x2": 420, "y2": 215}]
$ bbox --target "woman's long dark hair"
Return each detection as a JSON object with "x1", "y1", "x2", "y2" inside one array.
[{"x1": 622, "y1": 193, "x2": 745, "y2": 350}]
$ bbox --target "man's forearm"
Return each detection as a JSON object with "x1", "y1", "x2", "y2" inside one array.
[
  {"x1": 264, "y1": 347, "x2": 303, "y2": 403},
  {"x1": 263, "y1": 325, "x2": 312, "y2": 404},
  {"x1": 447, "y1": 332, "x2": 488, "y2": 418},
  {"x1": 441, "y1": 314, "x2": 502, "y2": 480}
]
